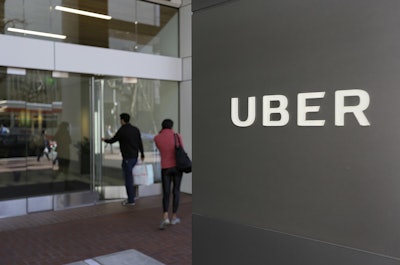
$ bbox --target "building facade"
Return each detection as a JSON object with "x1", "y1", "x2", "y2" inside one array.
[{"x1": 0, "y1": 0, "x2": 192, "y2": 218}]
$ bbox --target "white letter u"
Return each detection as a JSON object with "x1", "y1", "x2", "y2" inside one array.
[{"x1": 231, "y1": 97, "x2": 256, "y2": 127}]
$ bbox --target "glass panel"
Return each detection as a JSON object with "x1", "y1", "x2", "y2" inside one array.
[
  {"x1": 3, "y1": 0, "x2": 56, "y2": 38},
  {"x1": 0, "y1": 67, "x2": 91, "y2": 200},
  {"x1": 1, "y1": 0, "x2": 178, "y2": 56},
  {"x1": 97, "y1": 76, "x2": 179, "y2": 197},
  {"x1": 108, "y1": 0, "x2": 179, "y2": 56},
  {"x1": 53, "y1": 0, "x2": 110, "y2": 46}
]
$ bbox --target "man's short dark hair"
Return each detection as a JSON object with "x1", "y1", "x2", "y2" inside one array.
[
  {"x1": 161, "y1": 119, "x2": 173, "y2": 129},
  {"x1": 120, "y1": 113, "x2": 130, "y2": 123}
]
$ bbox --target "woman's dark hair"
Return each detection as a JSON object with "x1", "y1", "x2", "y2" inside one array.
[
  {"x1": 161, "y1": 119, "x2": 173, "y2": 129},
  {"x1": 120, "y1": 113, "x2": 130, "y2": 123}
]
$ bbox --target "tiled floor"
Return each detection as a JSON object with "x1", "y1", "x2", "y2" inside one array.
[{"x1": 0, "y1": 193, "x2": 192, "y2": 265}]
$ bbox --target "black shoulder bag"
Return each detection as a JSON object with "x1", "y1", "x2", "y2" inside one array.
[{"x1": 174, "y1": 133, "x2": 192, "y2": 173}]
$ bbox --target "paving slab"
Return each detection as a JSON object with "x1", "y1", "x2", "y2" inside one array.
[
  {"x1": 65, "y1": 261, "x2": 88, "y2": 265},
  {"x1": 65, "y1": 249, "x2": 165, "y2": 265}
]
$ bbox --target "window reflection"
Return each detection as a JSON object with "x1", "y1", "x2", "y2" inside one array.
[
  {"x1": 0, "y1": 68, "x2": 179, "y2": 201},
  {"x1": 1, "y1": 0, "x2": 178, "y2": 57},
  {"x1": 0, "y1": 67, "x2": 90, "y2": 200}
]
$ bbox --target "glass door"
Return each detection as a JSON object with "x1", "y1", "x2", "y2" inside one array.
[
  {"x1": 91, "y1": 75, "x2": 179, "y2": 200},
  {"x1": 92, "y1": 77, "x2": 127, "y2": 200}
]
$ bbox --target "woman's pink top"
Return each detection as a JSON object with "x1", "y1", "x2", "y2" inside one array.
[{"x1": 154, "y1": 129, "x2": 184, "y2": 169}]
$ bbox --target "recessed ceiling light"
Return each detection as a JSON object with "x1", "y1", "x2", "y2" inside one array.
[
  {"x1": 7, "y1": 28, "x2": 66, "y2": 39},
  {"x1": 55, "y1": 6, "x2": 112, "y2": 20}
]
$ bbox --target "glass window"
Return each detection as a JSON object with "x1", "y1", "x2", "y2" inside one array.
[
  {"x1": 1, "y1": 0, "x2": 179, "y2": 57},
  {"x1": 0, "y1": 67, "x2": 91, "y2": 200},
  {"x1": 0, "y1": 67, "x2": 180, "y2": 201}
]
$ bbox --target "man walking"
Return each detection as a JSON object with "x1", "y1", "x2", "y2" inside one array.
[{"x1": 102, "y1": 113, "x2": 145, "y2": 206}]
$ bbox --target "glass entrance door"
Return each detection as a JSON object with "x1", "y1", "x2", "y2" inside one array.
[
  {"x1": 92, "y1": 75, "x2": 179, "y2": 200},
  {"x1": 92, "y1": 76, "x2": 134, "y2": 200}
]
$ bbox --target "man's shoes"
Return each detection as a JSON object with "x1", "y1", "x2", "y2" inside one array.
[
  {"x1": 121, "y1": 199, "x2": 135, "y2": 206},
  {"x1": 159, "y1": 218, "x2": 170, "y2": 230},
  {"x1": 171, "y1": 218, "x2": 181, "y2": 225}
]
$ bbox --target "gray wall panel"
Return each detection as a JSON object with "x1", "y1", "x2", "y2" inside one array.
[
  {"x1": 192, "y1": 0, "x2": 232, "y2": 11},
  {"x1": 194, "y1": 215, "x2": 400, "y2": 265},
  {"x1": 193, "y1": 0, "x2": 400, "y2": 262}
]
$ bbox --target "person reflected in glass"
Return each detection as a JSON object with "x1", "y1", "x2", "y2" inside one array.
[
  {"x1": 53, "y1": 122, "x2": 71, "y2": 177},
  {"x1": 36, "y1": 129, "x2": 50, "y2": 162},
  {"x1": 0, "y1": 124, "x2": 9, "y2": 135},
  {"x1": 154, "y1": 119, "x2": 184, "y2": 229},
  {"x1": 102, "y1": 113, "x2": 145, "y2": 206}
]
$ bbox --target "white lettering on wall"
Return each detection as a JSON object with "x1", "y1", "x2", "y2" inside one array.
[
  {"x1": 231, "y1": 96, "x2": 256, "y2": 127},
  {"x1": 335, "y1": 89, "x2": 370, "y2": 126},
  {"x1": 231, "y1": 89, "x2": 370, "y2": 127},
  {"x1": 297, "y1": 92, "x2": 326, "y2": 126},
  {"x1": 263, "y1": 95, "x2": 289, "y2": 126}
]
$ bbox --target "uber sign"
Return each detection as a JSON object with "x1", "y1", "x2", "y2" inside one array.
[{"x1": 231, "y1": 89, "x2": 370, "y2": 127}]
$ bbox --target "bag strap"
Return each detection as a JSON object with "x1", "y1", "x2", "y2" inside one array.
[{"x1": 174, "y1": 133, "x2": 182, "y2": 148}]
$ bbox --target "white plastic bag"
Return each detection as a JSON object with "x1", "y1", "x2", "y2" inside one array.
[{"x1": 132, "y1": 163, "x2": 154, "y2": 185}]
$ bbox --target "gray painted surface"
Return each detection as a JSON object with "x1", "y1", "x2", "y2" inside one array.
[
  {"x1": 193, "y1": 0, "x2": 400, "y2": 263},
  {"x1": 193, "y1": 215, "x2": 400, "y2": 265},
  {"x1": 192, "y1": 0, "x2": 231, "y2": 11}
]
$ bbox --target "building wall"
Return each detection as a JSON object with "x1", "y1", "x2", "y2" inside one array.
[
  {"x1": 179, "y1": 0, "x2": 192, "y2": 194},
  {"x1": 0, "y1": 35, "x2": 181, "y2": 81},
  {"x1": 192, "y1": 0, "x2": 400, "y2": 264}
]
